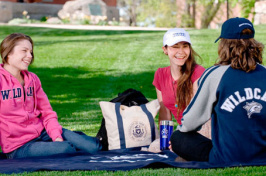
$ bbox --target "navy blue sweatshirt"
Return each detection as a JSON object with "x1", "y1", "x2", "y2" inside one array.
[{"x1": 179, "y1": 64, "x2": 266, "y2": 164}]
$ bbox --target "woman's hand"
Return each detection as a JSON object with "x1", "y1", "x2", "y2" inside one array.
[
  {"x1": 55, "y1": 137, "x2": 63, "y2": 142},
  {"x1": 169, "y1": 141, "x2": 173, "y2": 152}
]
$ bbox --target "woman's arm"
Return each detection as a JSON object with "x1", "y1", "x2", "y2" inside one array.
[
  {"x1": 179, "y1": 66, "x2": 228, "y2": 132},
  {"x1": 192, "y1": 78, "x2": 212, "y2": 139},
  {"x1": 33, "y1": 74, "x2": 63, "y2": 141},
  {"x1": 156, "y1": 88, "x2": 172, "y2": 124}
]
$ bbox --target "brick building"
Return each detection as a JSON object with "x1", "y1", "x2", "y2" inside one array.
[{"x1": 0, "y1": 0, "x2": 117, "y2": 6}]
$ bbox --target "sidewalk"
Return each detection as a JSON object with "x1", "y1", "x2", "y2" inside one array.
[{"x1": 0, "y1": 23, "x2": 169, "y2": 31}]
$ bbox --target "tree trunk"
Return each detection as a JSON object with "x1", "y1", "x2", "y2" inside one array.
[
  {"x1": 201, "y1": 1, "x2": 222, "y2": 28},
  {"x1": 129, "y1": 0, "x2": 137, "y2": 26},
  {"x1": 192, "y1": 0, "x2": 196, "y2": 28},
  {"x1": 186, "y1": 2, "x2": 192, "y2": 27},
  {"x1": 176, "y1": 0, "x2": 196, "y2": 28},
  {"x1": 176, "y1": 0, "x2": 185, "y2": 27}
]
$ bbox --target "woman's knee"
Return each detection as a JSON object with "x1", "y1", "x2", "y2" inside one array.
[
  {"x1": 56, "y1": 141, "x2": 76, "y2": 154},
  {"x1": 170, "y1": 130, "x2": 185, "y2": 147},
  {"x1": 61, "y1": 128, "x2": 102, "y2": 153}
]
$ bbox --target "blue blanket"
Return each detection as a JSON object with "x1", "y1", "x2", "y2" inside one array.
[{"x1": 0, "y1": 150, "x2": 265, "y2": 174}]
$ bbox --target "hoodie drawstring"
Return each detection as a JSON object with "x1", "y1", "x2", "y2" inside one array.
[
  {"x1": 24, "y1": 71, "x2": 38, "y2": 113},
  {"x1": 9, "y1": 75, "x2": 17, "y2": 107},
  {"x1": 32, "y1": 76, "x2": 37, "y2": 113}
]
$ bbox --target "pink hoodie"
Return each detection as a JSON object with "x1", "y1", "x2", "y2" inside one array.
[{"x1": 0, "y1": 65, "x2": 62, "y2": 153}]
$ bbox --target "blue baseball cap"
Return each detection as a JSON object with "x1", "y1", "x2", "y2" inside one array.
[{"x1": 215, "y1": 17, "x2": 255, "y2": 43}]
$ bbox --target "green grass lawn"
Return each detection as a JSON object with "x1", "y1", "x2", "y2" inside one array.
[{"x1": 0, "y1": 24, "x2": 266, "y2": 175}]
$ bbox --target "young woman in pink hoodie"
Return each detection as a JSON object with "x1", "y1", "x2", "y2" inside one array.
[{"x1": 0, "y1": 33, "x2": 102, "y2": 159}]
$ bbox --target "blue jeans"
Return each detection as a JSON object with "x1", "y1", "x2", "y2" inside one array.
[{"x1": 6, "y1": 128, "x2": 102, "y2": 159}]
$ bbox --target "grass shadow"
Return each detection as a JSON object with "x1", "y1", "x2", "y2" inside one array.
[{"x1": 29, "y1": 66, "x2": 157, "y2": 133}]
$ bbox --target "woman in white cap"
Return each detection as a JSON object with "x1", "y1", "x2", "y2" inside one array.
[
  {"x1": 170, "y1": 17, "x2": 266, "y2": 164},
  {"x1": 153, "y1": 28, "x2": 206, "y2": 129}
]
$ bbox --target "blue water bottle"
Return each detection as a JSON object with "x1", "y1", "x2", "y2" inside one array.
[
  {"x1": 160, "y1": 120, "x2": 168, "y2": 150},
  {"x1": 159, "y1": 120, "x2": 169, "y2": 150},
  {"x1": 160, "y1": 120, "x2": 174, "y2": 150}
]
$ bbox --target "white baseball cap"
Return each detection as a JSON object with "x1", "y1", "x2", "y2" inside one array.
[{"x1": 163, "y1": 28, "x2": 191, "y2": 46}]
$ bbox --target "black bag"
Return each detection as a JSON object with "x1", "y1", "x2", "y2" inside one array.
[{"x1": 96, "y1": 88, "x2": 149, "y2": 151}]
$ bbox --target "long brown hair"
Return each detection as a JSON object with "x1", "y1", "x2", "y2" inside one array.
[
  {"x1": 0, "y1": 33, "x2": 34, "y2": 64},
  {"x1": 216, "y1": 29, "x2": 264, "y2": 72},
  {"x1": 176, "y1": 46, "x2": 199, "y2": 114}
]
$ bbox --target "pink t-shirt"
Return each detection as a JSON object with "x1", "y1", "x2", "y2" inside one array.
[{"x1": 153, "y1": 65, "x2": 205, "y2": 124}]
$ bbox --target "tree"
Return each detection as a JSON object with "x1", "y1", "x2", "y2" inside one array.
[
  {"x1": 199, "y1": 0, "x2": 223, "y2": 28},
  {"x1": 199, "y1": 0, "x2": 257, "y2": 28},
  {"x1": 241, "y1": 0, "x2": 256, "y2": 21},
  {"x1": 137, "y1": 0, "x2": 177, "y2": 28},
  {"x1": 176, "y1": 0, "x2": 196, "y2": 28},
  {"x1": 118, "y1": 0, "x2": 140, "y2": 26},
  {"x1": 119, "y1": 0, "x2": 257, "y2": 28}
]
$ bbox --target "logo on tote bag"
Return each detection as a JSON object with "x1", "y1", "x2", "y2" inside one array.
[{"x1": 129, "y1": 121, "x2": 147, "y2": 141}]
